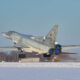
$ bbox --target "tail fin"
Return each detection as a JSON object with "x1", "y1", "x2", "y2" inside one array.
[{"x1": 46, "y1": 24, "x2": 58, "y2": 42}]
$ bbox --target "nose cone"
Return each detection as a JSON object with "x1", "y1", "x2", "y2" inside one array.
[{"x1": 2, "y1": 32, "x2": 10, "y2": 38}]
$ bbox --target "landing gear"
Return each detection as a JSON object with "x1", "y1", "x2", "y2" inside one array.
[
  {"x1": 18, "y1": 47, "x2": 23, "y2": 52},
  {"x1": 18, "y1": 54, "x2": 26, "y2": 58},
  {"x1": 14, "y1": 42, "x2": 16, "y2": 44},
  {"x1": 43, "y1": 53, "x2": 51, "y2": 57},
  {"x1": 43, "y1": 48, "x2": 54, "y2": 58},
  {"x1": 42, "y1": 48, "x2": 54, "y2": 62},
  {"x1": 17, "y1": 47, "x2": 24, "y2": 59}
]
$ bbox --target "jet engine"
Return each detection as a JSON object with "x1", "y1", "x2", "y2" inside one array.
[
  {"x1": 55, "y1": 44, "x2": 62, "y2": 55},
  {"x1": 43, "y1": 44, "x2": 62, "y2": 57}
]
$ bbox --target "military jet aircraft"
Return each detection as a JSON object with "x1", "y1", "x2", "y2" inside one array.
[{"x1": 0, "y1": 25, "x2": 80, "y2": 61}]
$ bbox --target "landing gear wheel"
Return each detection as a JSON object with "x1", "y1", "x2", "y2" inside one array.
[
  {"x1": 18, "y1": 48, "x2": 23, "y2": 52},
  {"x1": 43, "y1": 53, "x2": 51, "y2": 57}
]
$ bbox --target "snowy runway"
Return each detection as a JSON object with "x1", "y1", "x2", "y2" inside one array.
[
  {"x1": 0, "y1": 67, "x2": 80, "y2": 80},
  {"x1": 0, "y1": 62, "x2": 80, "y2": 80},
  {"x1": 0, "y1": 62, "x2": 80, "y2": 68}
]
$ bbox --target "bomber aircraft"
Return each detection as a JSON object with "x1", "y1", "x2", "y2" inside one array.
[{"x1": 0, "y1": 25, "x2": 80, "y2": 61}]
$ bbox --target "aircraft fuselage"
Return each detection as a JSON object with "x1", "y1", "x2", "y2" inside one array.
[{"x1": 2, "y1": 31, "x2": 50, "y2": 53}]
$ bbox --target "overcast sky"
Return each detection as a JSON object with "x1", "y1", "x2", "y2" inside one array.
[{"x1": 0, "y1": 0, "x2": 80, "y2": 46}]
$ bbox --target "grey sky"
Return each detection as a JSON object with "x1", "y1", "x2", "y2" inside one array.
[{"x1": 0, "y1": 0, "x2": 80, "y2": 46}]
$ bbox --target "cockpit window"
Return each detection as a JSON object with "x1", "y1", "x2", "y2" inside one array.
[{"x1": 8, "y1": 31, "x2": 15, "y2": 34}]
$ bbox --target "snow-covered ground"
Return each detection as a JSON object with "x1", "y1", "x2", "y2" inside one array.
[
  {"x1": 0, "y1": 67, "x2": 80, "y2": 80},
  {"x1": 0, "y1": 62, "x2": 80, "y2": 68},
  {"x1": 0, "y1": 62, "x2": 80, "y2": 80}
]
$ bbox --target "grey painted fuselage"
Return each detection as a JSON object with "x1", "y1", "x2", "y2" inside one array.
[
  {"x1": 2, "y1": 31, "x2": 52, "y2": 53},
  {"x1": 2, "y1": 25, "x2": 58, "y2": 53}
]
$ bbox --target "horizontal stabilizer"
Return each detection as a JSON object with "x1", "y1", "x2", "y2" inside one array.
[{"x1": 62, "y1": 45, "x2": 80, "y2": 51}]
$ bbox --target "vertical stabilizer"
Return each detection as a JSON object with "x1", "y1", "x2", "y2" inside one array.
[{"x1": 46, "y1": 25, "x2": 58, "y2": 44}]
